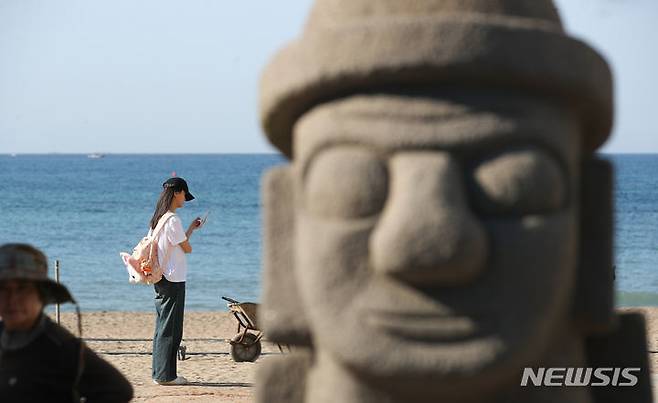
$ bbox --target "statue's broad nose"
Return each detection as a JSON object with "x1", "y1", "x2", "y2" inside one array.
[{"x1": 370, "y1": 152, "x2": 488, "y2": 286}]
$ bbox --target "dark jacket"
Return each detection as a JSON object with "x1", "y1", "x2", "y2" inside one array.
[{"x1": 0, "y1": 316, "x2": 133, "y2": 403}]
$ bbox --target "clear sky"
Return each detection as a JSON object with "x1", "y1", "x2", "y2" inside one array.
[{"x1": 0, "y1": 0, "x2": 655, "y2": 154}]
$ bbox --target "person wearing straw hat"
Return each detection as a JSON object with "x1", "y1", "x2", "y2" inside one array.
[{"x1": 0, "y1": 243, "x2": 133, "y2": 403}]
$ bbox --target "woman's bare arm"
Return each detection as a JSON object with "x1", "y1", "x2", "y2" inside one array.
[
  {"x1": 179, "y1": 240, "x2": 192, "y2": 253},
  {"x1": 179, "y1": 218, "x2": 201, "y2": 254}
]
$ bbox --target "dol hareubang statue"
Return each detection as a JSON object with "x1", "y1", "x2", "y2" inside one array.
[{"x1": 256, "y1": 1, "x2": 653, "y2": 402}]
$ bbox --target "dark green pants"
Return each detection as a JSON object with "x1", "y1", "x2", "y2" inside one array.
[{"x1": 152, "y1": 277, "x2": 186, "y2": 382}]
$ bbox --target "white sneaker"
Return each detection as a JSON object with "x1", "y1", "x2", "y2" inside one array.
[{"x1": 153, "y1": 376, "x2": 188, "y2": 385}]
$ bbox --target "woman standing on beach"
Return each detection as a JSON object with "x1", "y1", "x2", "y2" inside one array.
[{"x1": 150, "y1": 177, "x2": 201, "y2": 385}]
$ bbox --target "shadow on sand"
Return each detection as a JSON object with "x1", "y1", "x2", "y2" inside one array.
[{"x1": 187, "y1": 382, "x2": 253, "y2": 388}]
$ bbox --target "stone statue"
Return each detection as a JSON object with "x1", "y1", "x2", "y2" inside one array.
[{"x1": 256, "y1": 1, "x2": 654, "y2": 402}]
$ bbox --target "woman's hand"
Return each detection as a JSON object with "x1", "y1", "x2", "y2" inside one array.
[
  {"x1": 188, "y1": 217, "x2": 202, "y2": 232},
  {"x1": 185, "y1": 217, "x2": 202, "y2": 241}
]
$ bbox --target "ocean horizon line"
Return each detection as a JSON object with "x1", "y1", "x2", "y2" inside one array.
[
  {"x1": 3, "y1": 151, "x2": 658, "y2": 156},
  {"x1": 1, "y1": 152, "x2": 281, "y2": 156}
]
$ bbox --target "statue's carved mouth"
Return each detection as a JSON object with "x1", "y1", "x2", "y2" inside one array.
[{"x1": 365, "y1": 310, "x2": 488, "y2": 341}]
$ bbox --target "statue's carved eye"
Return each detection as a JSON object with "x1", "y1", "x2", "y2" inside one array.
[
  {"x1": 469, "y1": 148, "x2": 567, "y2": 215},
  {"x1": 304, "y1": 148, "x2": 388, "y2": 218}
]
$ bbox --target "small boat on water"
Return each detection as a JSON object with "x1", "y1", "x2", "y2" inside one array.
[
  {"x1": 10, "y1": 153, "x2": 17, "y2": 157},
  {"x1": 88, "y1": 153, "x2": 105, "y2": 159}
]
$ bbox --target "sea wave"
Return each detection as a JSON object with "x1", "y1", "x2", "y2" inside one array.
[{"x1": 616, "y1": 291, "x2": 658, "y2": 307}]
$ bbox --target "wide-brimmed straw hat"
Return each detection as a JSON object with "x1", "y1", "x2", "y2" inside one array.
[
  {"x1": 0, "y1": 243, "x2": 75, "y2": 305},
  {"x1": 260, "y1": 0, "x2": 613, "y2": 158}
]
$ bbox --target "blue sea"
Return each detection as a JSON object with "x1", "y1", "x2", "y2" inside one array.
[{"x1": 0, "y1": 154, "x2": 657, "y2": 311}]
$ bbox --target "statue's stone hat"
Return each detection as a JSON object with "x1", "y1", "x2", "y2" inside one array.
[
  {"x1": 0, "y1": 243, "x2": 75, "y2": 305},
  {"x1": 260, "y1": 0, "x2": 613, "y2": 158}
]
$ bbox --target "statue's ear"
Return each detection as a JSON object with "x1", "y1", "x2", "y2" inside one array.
[
  {"x1": 573, "y1": 157, "x2": 616, "y2": 334},
  {"x1": 260, "y1": 165, "x2": 312, "y2": 346}
]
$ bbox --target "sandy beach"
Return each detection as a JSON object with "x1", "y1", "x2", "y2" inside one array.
[
  {"x1": 55, "y1": 311, "x2": 266, "y2": 402},
  {"x1": 52, "y1": 308, "x2": 658, "y2": 402}
]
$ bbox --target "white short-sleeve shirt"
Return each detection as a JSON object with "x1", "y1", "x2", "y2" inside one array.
[{"x1": 149, "y1": 214, "x2": 188, "y2": 282}]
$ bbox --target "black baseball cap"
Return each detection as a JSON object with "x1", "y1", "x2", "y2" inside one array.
[{"x1": 163, "y1": 177, "x2": 195, "y2": 201}]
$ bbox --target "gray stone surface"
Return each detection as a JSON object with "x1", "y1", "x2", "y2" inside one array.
[{"x1": 257, "y1": 1, "x2": 652, "y2": 402}]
